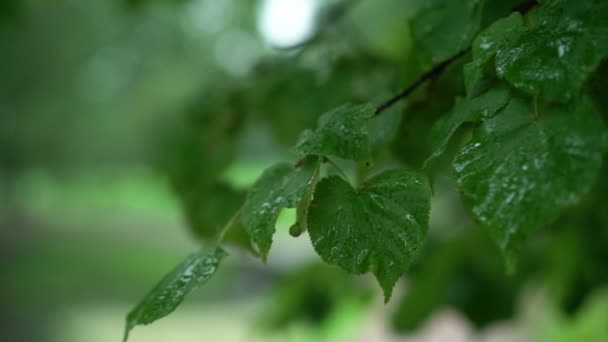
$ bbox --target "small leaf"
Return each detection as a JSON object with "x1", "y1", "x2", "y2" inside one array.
[
  {"x1": 241, "y1": 157, "x2": 319, "y2": 260},
  {"x1": 124, "y1": 247, "x2": 227, "y2": 341},
  {"x1": 412, "y1": 0, "x2": 485, "y2": 65},
  {"x1": 295, "y1": 103, "x2": 375, "y2": 161},
  {"x1": 308, "y1": 170, "x2": 431, "y2": 301},
  {"x1": 464, "y1": 13, "x2": 526, "y2": 96},
  {"x1": 425, "y1": 85, "x2": 511, "y2": 166},
  {"x1": 290, "y1": 166, "x2": 321, "y2": 237},
  {"x1": 454, "y1": 97, "x2": 607, "y2": 258}
]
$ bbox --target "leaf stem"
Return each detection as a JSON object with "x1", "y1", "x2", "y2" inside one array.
[
  {"x1": 216, "y1": 207, "x2": 242, "y2": 244},
  {"x1": 374, "y1": 50, "x2": 467, "y2": 116},
  {"x1": 373, "y1": 1, "x2": 538, "y2": 116}
]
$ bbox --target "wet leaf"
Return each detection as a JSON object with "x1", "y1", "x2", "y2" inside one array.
[
  {"x1": 425, "y1": 85, "x2": 511, "y2": 166},
  {"x1": 241, "y1": 158, "x2": 320, "y2": 260},
  {"x1": 470, "y1": 0, "x2": 608, "y2": 102},
  {"x1": 454, "y1": 97, "x2": 607, "y2": 258},
  {"x1": 308, "y1": 169, "x2": 431, "y2": 301},
  {"x1": 464, "y1": 13, "x2": 526, "y2": 96},
  {"x1": 124, "y1": 247, "x2": 227, "y2": 341},
  {"x1": 295, "y1": 103, "x2": 375, "y2": 161},
  {"x1": 290, "y1": 167, "x2": 321, "y2": 238}
]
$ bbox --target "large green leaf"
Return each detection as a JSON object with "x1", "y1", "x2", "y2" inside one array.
[
  {"x1": 454, "y1": 97, "x2": 607, "y2": 258},
  {"x1": 308, "y1": 170, "x2": 431, "y2": 301},
  {"x1": 411, "y1": 0, "x2": 485, "y2": 64},
  {"x1": 425, "y1": 85, "x2": 511, "y2": 166},
  {"x1": 295, "y1": 103, "x2": 375, "y2": 161},
  {"x1": 124, "y1": 247, "x2": 227, "y2": 341},
  {"x1": 469, "y1": 0, "x2": 608, "y2": 102},
  {"x1": 241, "y1": 158, "x2": 320, "y2": 260}
]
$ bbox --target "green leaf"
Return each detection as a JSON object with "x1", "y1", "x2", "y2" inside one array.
[
  {"x1": 411, "y1": 0, "x2": 485, "y2": 65},
  {"x1": 295, "y1": 103, "x2": 375, "y2": 161},
  {"x1": 241, "y1": 157, "x2": 320, "y2": 260},
  {"x1": 481, "y1": 0, "x2": 530, "y2": 26},
  {"x1": 124, "y1": 247, "x2": 227, "y2": 341},
  {"x1": 425, "y1": 85, "x2": 511, "y2": 166},
  {"x1": 454, "y1": 97, "x2": 607, "y2": 258},
  {"x1": 391, "y1": 60, "x2": 466, "y2": 169},
  {"x1": 308, "y1": 169, "x2": 431, "y2": 301},
  {"x1": 290, "y1": 167, "x2": 321, "y2": 238},
  {"x1": 470, "y1": 0, "x2": 608, "y2": 102},
  {"x1": 464, "y1": 13, "x2": 526, "y2": 96}
]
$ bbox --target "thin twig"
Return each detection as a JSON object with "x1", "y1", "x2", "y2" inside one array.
[
  {"x1": 373, "y1": 0, "x2": 539, "y2": 116},
  {"x1": 374, "y1": 50, "x2": 467, "y2": 116},
  {"x1": 216, "y1": 207, "x2": 242, "y2": 244}
]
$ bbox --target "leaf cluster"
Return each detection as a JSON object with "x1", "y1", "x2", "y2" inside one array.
[{"x1": 124, "y1": 0, "x2": 608, "y2": 338}]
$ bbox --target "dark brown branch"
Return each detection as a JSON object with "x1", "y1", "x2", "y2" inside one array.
[
  {"x1": 374, "y1": 50, "x2": 467, "y2": 115},
  {"x1": 373, "y1": 0, "x2": 539, "y2": 116}
]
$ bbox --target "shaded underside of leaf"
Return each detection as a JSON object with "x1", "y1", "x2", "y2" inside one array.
[
  {"x1": 241, "y1": 157, "x2": 319, "y2": 260},
  {"x1": 308, "y1": 169, "x2": 431, "y2": 301}
]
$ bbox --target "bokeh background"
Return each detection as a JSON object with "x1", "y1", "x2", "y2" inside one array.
[{"x1": 1, "y1": 1, "x2": 607, "y2": 341}]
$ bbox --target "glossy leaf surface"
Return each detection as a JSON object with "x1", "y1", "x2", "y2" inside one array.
[
  {"x1": 308, "y1": 170, "x2": 431, "y2": 300},
  {"x1": 454, "y1": 97, "x2": 607, "y2": 256},
  {"x1": 241, "y1": 158, "x2": 319, "y2": 260},
  {"x1": 124, "y1": 247, "x2": 227, "y2": 341},
  {"x1": 295, "y1": 103, "x2": 375, "y2": 161}
]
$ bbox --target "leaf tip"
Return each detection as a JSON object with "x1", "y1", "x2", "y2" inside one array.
[{"x1": 381, "y1": 284, "x2": 394, "y2": 304}]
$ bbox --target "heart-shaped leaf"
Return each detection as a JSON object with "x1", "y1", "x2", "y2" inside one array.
[
  {"x1": 308, "y1": 170, "x2": 431, "y2": 301},
  {"x1": 454, "y1": 97, "x2": 607, "y2": 259}
]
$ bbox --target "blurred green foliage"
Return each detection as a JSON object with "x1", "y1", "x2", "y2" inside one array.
[{"x1": 1, "y1": 1, "x2": 608, "y2": 341}]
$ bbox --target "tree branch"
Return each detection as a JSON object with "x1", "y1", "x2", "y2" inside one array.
[
  {"x1": 374, "y1": 50, "x2": 467, "y2": 115},
  {"x1": 373, "y1": 0, "x2": 539, "y2": 116}
]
